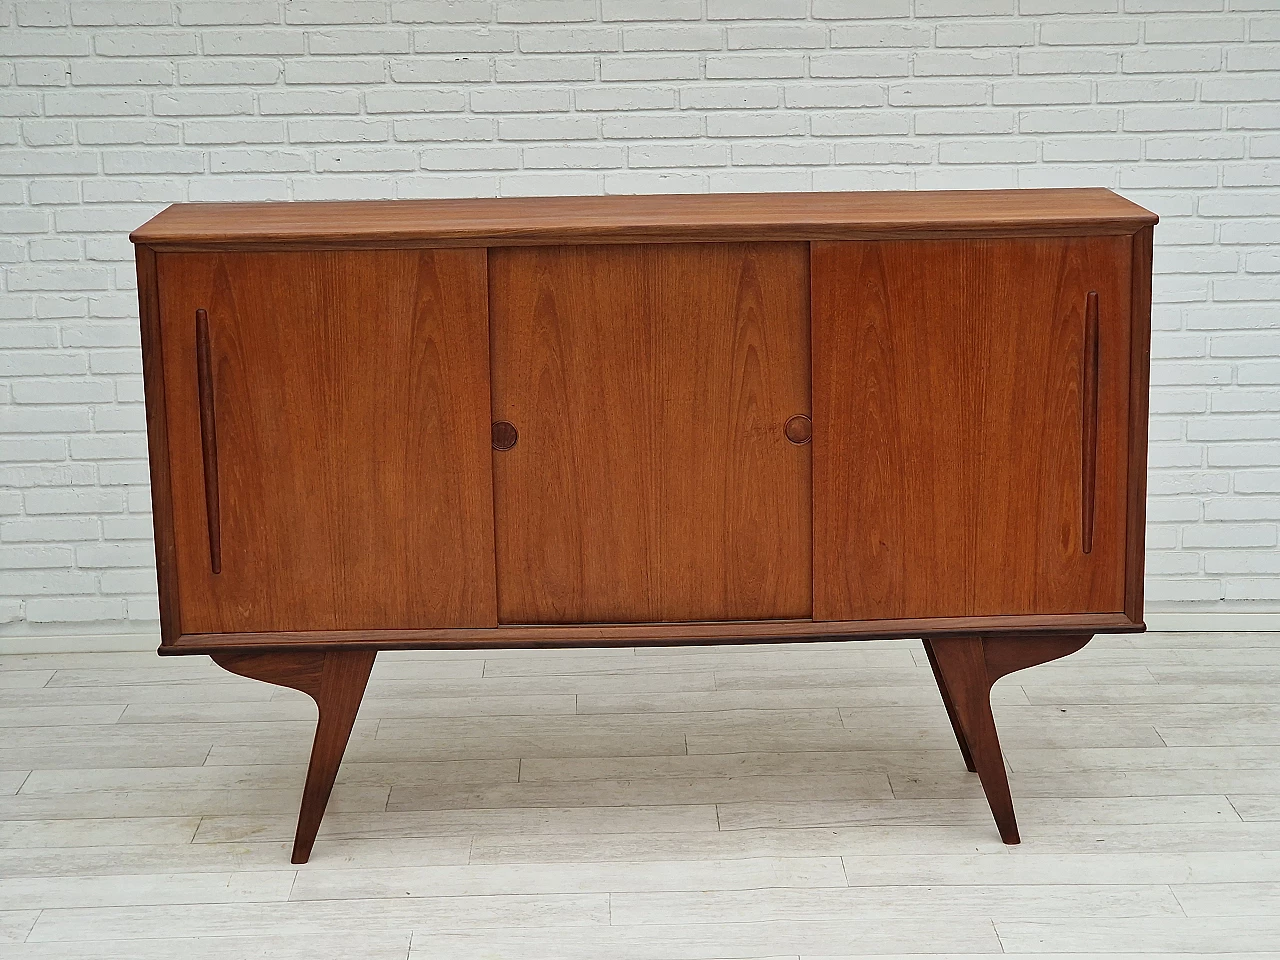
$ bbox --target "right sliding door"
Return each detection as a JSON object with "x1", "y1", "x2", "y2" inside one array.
[{"x1": 812, "y1": 236, "x2": 1132, "y2": 621}]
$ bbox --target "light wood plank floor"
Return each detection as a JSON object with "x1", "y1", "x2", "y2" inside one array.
[{"x1": 1, "y1": 632, "x2": 1278, "y2": 958}]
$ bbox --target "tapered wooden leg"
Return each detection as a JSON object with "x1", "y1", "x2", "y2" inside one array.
[
  {"x1": 211, "y1": 649, "x2": 376, "y2": 864},
  {"x1": 923, "y1": 639, "x2": 975, "y2": 773},
  {"x1": 928, "y1": 637, "x2": 1018, "y2": 843},
  {"x1": 927, "y1": 634, "x2": 1092, "y2": 845}
]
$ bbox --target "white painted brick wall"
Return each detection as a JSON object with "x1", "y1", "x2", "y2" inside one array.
[{"x1": 1, "y1": 0, "x2": 1279, "y2": 634}]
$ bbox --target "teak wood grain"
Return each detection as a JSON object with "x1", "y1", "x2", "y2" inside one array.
[
  {"x1": 157, "y1": 249, "x2": 497, "y2": 634},
  {"x1": 489, "y1": 242, "x2": 812, "y2": 623},
  {"x1": 130, "y1": 188, "x2": 1158, "y2": 250},
  {"x1": 812, "y1": 236, "x2": 1132, "y2": 622}
]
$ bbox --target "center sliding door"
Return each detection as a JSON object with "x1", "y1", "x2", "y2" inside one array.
[{"x1": 489, "y1": 242, "x2": 812, "y2": 624}]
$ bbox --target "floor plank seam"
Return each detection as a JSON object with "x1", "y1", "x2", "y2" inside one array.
[
  {"x1": 1226, "y1": 795, "x2": 1248, "y2": 822},
  {"x1": 991, "y1": 917, "x2": 1006, "y2": 955}
]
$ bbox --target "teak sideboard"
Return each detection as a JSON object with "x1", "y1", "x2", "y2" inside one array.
[{"x1": 132, "y1": 188, "x2": 1158, "y2": 863}]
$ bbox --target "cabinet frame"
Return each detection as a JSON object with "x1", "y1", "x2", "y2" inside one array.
[{"x1": 138, "y1": 226, "x2": 1154, "y2": 655}]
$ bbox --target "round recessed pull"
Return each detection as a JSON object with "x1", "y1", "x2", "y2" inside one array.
[
  {"x1": 492, "y1": 421, "x2": 518, "y2": 451},
  {"x1": 784, "y1": 414, "x2": 812, "y2": 445}
]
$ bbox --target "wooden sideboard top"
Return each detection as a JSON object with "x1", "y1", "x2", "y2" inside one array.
[{"x1": 131, "y1": 187, "x2": 1157, "y2": 249}]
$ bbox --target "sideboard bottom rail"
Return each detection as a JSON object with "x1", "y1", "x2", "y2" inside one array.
[
  {"x1": 193, "y1": 625, "x2": 1116, "y2": 863},
  {"x1": 159, "y1": 611, "x2": 1140, "y2": 655}
]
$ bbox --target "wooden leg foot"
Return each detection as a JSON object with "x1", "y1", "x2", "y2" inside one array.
[
  {"x1": 211, "y1": 649, "x2": 376, "y2": 864},
  {"x1": 926, "y1": 633, "x2": 1092, "y2": 845}
]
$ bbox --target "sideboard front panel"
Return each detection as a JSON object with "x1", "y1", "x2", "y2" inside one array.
[
  {"x1": 490, "y1": 242, "x2": 812, "y2": 623},
  {"x1": 813, "y1": 236, "x2": 1132, "y2": 621},
  {"x1": 157, "y1": 249, "x2": 498, "y2": 634}
]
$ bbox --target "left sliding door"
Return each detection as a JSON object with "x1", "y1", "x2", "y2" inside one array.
[{"x1": 156, "y1": 249, "x2": 497, "y2": 635}]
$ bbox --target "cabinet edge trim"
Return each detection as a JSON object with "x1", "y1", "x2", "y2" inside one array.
[{"x1": 130, "y1": 222, "x2": 1157, "y2": 253}]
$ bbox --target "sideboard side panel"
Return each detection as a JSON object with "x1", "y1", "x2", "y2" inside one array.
[
  {"x1": 137, "y1": 244, "x2": 182, "y2": 645},
  {"x1": 158, "y1": 248, "x2": 497, "y2": 634},
  {"x1": 813, "y1": 236, "x2": 1131, "y2": 621},
  {"x1": 1125, "y1": 225, "x2": 1155, "y2": 624},
  {"x1": 490, "y1": 242, "x2": 812, "y2": 623}
]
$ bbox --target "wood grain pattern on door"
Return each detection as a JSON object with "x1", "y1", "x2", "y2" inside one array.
[
  {"x1": 157, "y1": 249, "x2": 497, "y2": 634},
  {"x1": 813, "y1": 236, "x2": 1132, "y2": 621},
  {"x1": 490, "y1": 242, "x2": 812, "y2": 623}
]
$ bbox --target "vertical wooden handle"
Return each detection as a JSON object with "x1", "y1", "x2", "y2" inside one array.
[
  {"x1": 195, "y1": 308, "x2": 222, "y2": 574},
  {"x1": 1081, "y1": 291, "x2": 1099, "y2": 556}
]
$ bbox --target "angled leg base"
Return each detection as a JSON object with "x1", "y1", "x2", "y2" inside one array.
[
  {"x1": 923, "y1": 639, "x2": 976, "y2": 773},
  {"x1": 212, "y1": 649, "x2": 376, "y2": 864},
  {"x1": 926, "y1": 634, "x2": 1092, "y2": 845}
]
